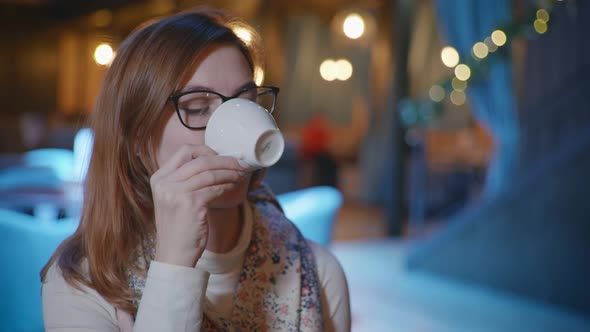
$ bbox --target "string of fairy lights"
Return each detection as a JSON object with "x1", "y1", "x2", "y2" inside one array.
[{"x1": 400, "y1": 0, "x2": 570, "y2": 128}]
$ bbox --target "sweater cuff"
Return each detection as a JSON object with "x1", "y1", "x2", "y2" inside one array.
[
  {"x1": 148, "y1": 261, "x2": 210, "y2": 284},
  {"x1": 134, "y1": 261, "x2": 209, "y2": 331}
]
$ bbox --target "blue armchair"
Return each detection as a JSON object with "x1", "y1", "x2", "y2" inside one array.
[
  {"x1": 0, "y1": 209, "x2": 77, "y2": 331},
  {"x1": 23, "y1": 148, "x2": 74, "y2": 182},
  {"x1": 277, "y1": 186, "x2": 343, "y2": 246}
]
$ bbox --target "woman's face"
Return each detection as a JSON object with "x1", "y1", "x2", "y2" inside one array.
[{"x1": 157, "y1": 44, "x2": 254, "y2": 208}]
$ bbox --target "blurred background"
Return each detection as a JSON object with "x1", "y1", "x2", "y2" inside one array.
[{"x1": 0, "y1": 0, "x2": 589, "y2": 331}]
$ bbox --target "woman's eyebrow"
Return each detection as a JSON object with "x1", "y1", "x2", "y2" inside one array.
[
  {"x1": 180, "y1": 84, "x2": 212, "y2": 93},
  {"x1": 180, "y1": 81, "x2": 256, "y2": 94}
]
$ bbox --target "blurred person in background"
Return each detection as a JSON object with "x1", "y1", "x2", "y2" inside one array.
[
  {"x1": 300, "y1": 113, "x2": 338, "y2": 187},
  {"x1": 40, "y1": 8, "x2": 349, "y2": 332}
]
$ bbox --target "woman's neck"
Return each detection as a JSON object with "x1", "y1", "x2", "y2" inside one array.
[{"x1": 205, "y1": 205, "x2": 243, "y2": 253}]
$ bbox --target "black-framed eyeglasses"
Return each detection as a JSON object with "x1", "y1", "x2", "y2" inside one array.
[{"x1": 168, "y1": 85, "x2": 280, "y2": 130}]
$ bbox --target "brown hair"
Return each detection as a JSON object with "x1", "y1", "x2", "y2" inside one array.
[{"x1": 41, "y1": 8, "x2": 261, "y2": 314}]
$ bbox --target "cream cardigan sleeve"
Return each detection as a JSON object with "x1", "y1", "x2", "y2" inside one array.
[
  {"x1": 308, "y1": 240, "x2": 351, "y2": 332},
  {"x1": 42, "y1": 261, "x2": 210, "y2": 332},
  {"x1": 42, "y1": 243, "x2": 350, "y2": 331}
]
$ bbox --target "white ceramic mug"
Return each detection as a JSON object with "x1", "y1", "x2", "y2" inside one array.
[{"x1": 205, "y1": 98, "x2": 285, "y2": 170}]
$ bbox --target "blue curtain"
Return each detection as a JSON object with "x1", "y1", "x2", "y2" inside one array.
[{"x1": 434, "y1": 0, "x2": 519, "y2": 196}]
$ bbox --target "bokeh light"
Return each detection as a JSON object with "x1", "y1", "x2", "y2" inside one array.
[
  {"x1": 491, "y1": 30, "x2": 507, "y2": 46},
  {"x1": 484, "y1": 37, "x2": 498, "y2": 52},
  {"x1": 441, "y1": 46, "x2": 460, "y2": 68},
  {"x1": 454, "y1": 64, "x2": 471, "y2": 81},
  {"x1": 452, "y1": 77, "x2": 467, "y2": 91},
  {"x1": 450, "y1": 90, "x2": 466, "y2": 105},
  {"x1": 429, "y1": 85, "x2": 445, "y2": 102},
  {"x1": 472, "y1": 42, "x2": 489, "y2": 59},
  {"x1": 94, "y1": 43, "x2": 114, "y2": 66},
  {"x1": 335, "y1": 59, "x2": 353, "y2": 81},
  {"x1": 534, "y1": 19, "x2": 548, "y2": 34},
  {"x1": 320, "y1": 59, "x2": 337, "y2": 81},
  {"x1": 320, "y1": 59, "x2": 353, "y2": 81},
  {"x1": 343, "y1": 14, "x2": 365, "y2": 39},
  {"x1": 536, "y1": 9, "x2": 550, "y2": 23}
]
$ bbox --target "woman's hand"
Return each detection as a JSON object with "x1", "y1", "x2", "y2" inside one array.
[{"x1": 150, "y1": 144, "x2": 248, "y2": 267}]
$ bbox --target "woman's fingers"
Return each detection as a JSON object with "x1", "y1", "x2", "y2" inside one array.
[
  {"x1": 153, "y1": 165, "x2": 246, "y2": 202},
  {"x1": 149, "y1": 144, "x2": 250, "y2": 267},
  {"x1": 169, "y1": 155, "x2": 248, "y2": 182},
  {"x1": 163, "y1": 169, "x2": 245, "y2": 194},
  {"x1": 187, "y1": 169, "x2": 246, "y2": 194},
  {"x1": 151, "y1": 144, "x2": 216, "y2": 183}
]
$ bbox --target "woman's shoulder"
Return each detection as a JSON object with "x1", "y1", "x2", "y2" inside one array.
[
  {"x1": 42, "y1": 259, "x2": 112, "y2": 309},
  {"x1": 307, "y1": 241, "x2": 337, "y2": 266},
  {"x1": 42, "y1": 260, "x2": 119, "y2": 328},
  {"x1": 306, "y1": 240, "x2": 347, "y2": 287},
  {"x1": 43, "y1": 259, "x2": 90, "y2": 292},
  {"x1": 306, "y1": 240, "x2": 351, "y2": 331}
]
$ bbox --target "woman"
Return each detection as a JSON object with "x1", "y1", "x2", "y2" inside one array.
[{"x1": 41, "y1": 8, "x2": 350, "y2": 332}]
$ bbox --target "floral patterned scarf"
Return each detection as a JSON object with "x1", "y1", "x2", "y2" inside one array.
[{"x1": 126, "y1": 184, "x2": 325, "y2": 331}]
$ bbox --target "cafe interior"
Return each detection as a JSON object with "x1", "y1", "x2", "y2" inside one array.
[{"x1": 0, "y1": 0, "x2": 589, "y2": 331}]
